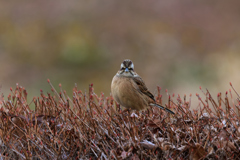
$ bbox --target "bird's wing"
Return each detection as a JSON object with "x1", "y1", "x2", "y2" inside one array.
[
  {"x1": 132, "y1": 76, "x2": 155, "y2": 102},
  {"x1": 132, "y1": 76, "x2": 175, "y2": 114}
]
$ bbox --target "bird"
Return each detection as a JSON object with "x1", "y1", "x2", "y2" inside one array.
[{"x1": 111, "y1": 59, "x2": 175, "y2": 114}]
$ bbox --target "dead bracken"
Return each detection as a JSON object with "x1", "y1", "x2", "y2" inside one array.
[{"x1": 0, "y1": 80, "x2": 239, "y2": 159}]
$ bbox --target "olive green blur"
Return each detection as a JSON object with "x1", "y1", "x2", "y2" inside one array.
[{"x1": 0, "y1": 1, "x2": 240, "y2": 105}]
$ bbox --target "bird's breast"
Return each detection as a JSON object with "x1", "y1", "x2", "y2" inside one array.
[
  {"x1": 111, "y1": 75, "x2": 147, "y2": 110},
  {"x1": 111, "y1": 76, "x2": 131, "y2": 102}
]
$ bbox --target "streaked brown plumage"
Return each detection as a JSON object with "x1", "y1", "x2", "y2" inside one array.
[{"x1": 111, "y1": 59, "x2": 174, "y2": 114}]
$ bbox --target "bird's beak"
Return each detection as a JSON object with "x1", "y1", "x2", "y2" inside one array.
[{"x1": 125, "y1": 68, "x2": 129, "y2": 72}]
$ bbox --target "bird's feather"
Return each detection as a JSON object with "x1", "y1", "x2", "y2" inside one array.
[
  {"x1": 132, "y1": 76, "x2": 155, "y2": 102},
  {"x1": 150, "y1": 103, "x2": 175, "y2": 114}
]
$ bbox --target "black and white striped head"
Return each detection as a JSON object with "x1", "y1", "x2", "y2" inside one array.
[{"x1": 117, "y1": 59, "x2": 137, "y2": 77}]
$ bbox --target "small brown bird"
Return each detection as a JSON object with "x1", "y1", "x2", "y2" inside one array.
[{"x1": 111, "y1": 59, "x2": 174, "y2": 114}]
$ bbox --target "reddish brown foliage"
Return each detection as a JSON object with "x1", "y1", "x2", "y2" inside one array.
[{"x1": 0, "y1": 81, "x2": 239, "y2": 159}]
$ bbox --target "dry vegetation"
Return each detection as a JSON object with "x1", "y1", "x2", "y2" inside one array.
[{"x1": 0, "y1": 80, "x2": 239, "y2": 159}]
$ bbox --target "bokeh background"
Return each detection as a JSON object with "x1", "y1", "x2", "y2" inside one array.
[{"x1": 1, "y1": 0, "x2": 240, "y2": 106}]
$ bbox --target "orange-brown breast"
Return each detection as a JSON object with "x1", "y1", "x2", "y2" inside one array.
[{"x1": 111, "y1": 75, "x2": 148, "y2": 110}]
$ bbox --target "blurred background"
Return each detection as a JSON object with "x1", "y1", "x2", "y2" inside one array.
[{"x1": 0, "y1": 0, "x2": 240, "y2": 106}]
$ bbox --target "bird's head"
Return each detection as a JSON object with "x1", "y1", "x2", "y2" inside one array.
[{"x1": 118, "y1": 59, "x2": 136, "y2": 77}]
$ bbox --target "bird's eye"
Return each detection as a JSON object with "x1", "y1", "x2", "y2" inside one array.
[
  {"x1": 121, "y1": 67, "x2": 125, "y2": 70},
  {"x1": 129, "y1": 68, "x2": 133, "y2": 70}
]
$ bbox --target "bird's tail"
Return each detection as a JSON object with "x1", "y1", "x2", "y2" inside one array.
[{"x1": 150, "y1": 103, "x2": 175, "y2": 114}]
